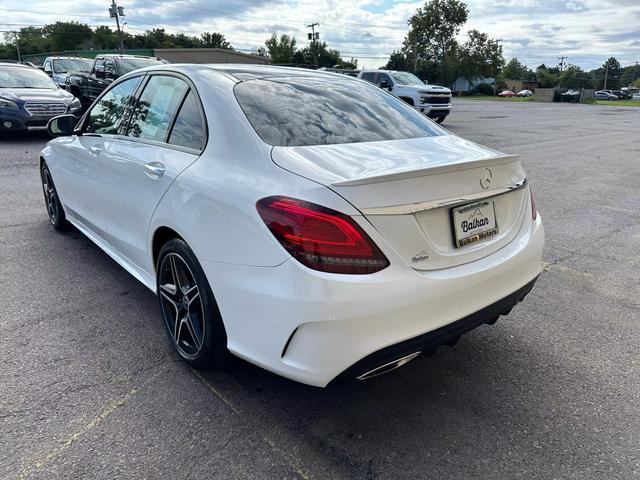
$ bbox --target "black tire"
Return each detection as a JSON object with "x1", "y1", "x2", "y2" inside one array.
[
  {"x1": 156, "y1": 239, "x2": 229, "y2": 369},
  {"x1": 40, "y1": 162, "x2": 68, "y2": 230},
  {"x1": 435, "y1": 115, "x2": 447, "y2": 124}
]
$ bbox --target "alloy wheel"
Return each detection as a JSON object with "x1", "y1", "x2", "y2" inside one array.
[
  {"x1": 158, "y1": 252, "x2": 205, "y2": 358},
  {"x1": 41, "y1": 167, "x2": 59, "y2": 225}
]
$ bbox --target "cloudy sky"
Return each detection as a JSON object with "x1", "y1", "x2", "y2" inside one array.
[{"x1": 1, "y1": 0, "x2": 639, "y2": 70}]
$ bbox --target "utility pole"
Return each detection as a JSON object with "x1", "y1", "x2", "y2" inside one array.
[
  {"x1": 306, "y1": 22, "x2": 319, "y2": 67},
  {"x1": 557, "y1": 56, "x2": 567, "y2": 72},
  {"x1": 14, "y1": 32, "x2": 21, "y2": 62},
  {"x1": 603, "y1": 60, "x2": 609, "y2": 90},
  {"x1": 109, "y1": 0, "x2": 126, "y2": 54}
]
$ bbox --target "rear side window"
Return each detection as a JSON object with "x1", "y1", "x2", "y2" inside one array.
[
  {"x1": 360, "y1": 72, "x2": 376, "y2": 82},
  {"x1": 168, "y1": 91, "x2": 206, "y2": 150},
  {"x1": 234, "y1": 77, "x2": 443, "y2": 147},
  {"x1": 127, "y1": 75, "x2": 188, "y2": 142}
]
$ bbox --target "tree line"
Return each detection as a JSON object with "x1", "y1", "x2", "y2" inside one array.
[{"x1": 0, "y1": 21, "x2": 357, "y2": 68}]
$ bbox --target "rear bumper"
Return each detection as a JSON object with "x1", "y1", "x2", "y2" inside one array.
[
  {"x1": 329, "y1": 275, "x2": 538, "y2": 384},
  {"x1": 201, "y1": 213, "x2": 544, "y2": 387}
]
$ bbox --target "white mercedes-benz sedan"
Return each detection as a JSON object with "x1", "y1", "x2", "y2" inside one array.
[{"x1": 39, "y1": 64, "x2": 544, "y2": 387}]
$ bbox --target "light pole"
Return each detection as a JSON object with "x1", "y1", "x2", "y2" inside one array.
[{"x1": 109, "y1": 0, "x2": 126, "y2": 54}]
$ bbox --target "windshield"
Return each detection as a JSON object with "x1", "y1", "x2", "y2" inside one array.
[
  {"x1": 234, "y1": 76, "x2": 443, "y2": 147},
  {"x1": 119, "y1": 58, "x2": 164, "y2": 74},
  {"x1": 0, "y1": 67, "x2": 57, "y2": 89},
  {"x1": 53, "y1": 58, "x2": 92, "y2": 73},
  {"x1": 391, "y1": 72, "x2": 424, "y2": 85}
]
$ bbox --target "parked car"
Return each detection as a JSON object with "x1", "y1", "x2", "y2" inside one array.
[
  {"x1": 497, "y1": 90, "x2": 515, "y2": 97},
  {"x1": 606, "y1": 89, "x2": 632, "y2": 100},
  {"x1": 42, "y1": 56, "x2": 93, "y2": 89},
  {"x1": 0, "y1": 63, "x2": 81, "y2": 134},
  {"x1": 66, "y1": 54, "x2": 166, "y2": 109},
  {"x1": 633, "y1": 93, "x2": 640, "y2": 100},
  {"x1": 595, "y1": 90, "x2": 618, "y2": 100},
  {"x1": 358, "y1": 69, "x2": 452, "y2": 123},
  {"x1": 516, "y1": 89, "x2": 533, "y2": 97},
  {"x1": 561, "y1": 90, "x2": 582, "y2": 103},
  {"x1": 40, "y1": 65, "x2": 544, "y2": 387}
]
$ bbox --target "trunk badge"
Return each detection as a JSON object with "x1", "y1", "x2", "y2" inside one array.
[
  {"x1": 480, "y1": 168, "x2": 493, "y2": 189},
  {"x1": 411, "y1": 250, "x2": 429, "y2": 263}
]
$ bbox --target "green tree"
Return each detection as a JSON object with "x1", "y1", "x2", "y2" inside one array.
[
  {"x1": 44, "y1": 22, "x2": 93, "y2": 52},
  {"x1": 558, "y1": 65, "x2": 591, "y2": 89},
  {"x1": 457, "y1": 29, "x2": 504, "y2": 82},
  {"x1": 620, "y1": 64, "x2": 640, "y2": 87},
  {"x1": 403, "y1": 0, "x2": 469, "y2": 85},
  {"x1": 264, "y1": 33, "x2": 297, "y2": 64},
  {"x1": 385, "y1": 50, "x2": 410, "y2": 71},
  {"x1": 502, "y1": 57, "x2": 533, "y2": 80},
  {"x1": 200, "y1": 32, "x2": 232, "y2": 49},
  {"x1": 295, "y1": 41, "x2": 341, "y2": 68},
  {"x1": 602, "y1": 57, "x2": 623, "y2": 89},
  {"x1": 93, "y1": 26, "x2": 119, "y2": 49},
  {"x1": 535, "y1": 64, "x2": 559, "y2": 88}
]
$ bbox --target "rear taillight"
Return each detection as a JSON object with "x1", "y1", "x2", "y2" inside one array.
[
  {"x1": 257, "y1": 196, "x2": 390, "y2": 274},
  {"x1": 530, "y1": 187, "x2": 537, "y2": 220}
]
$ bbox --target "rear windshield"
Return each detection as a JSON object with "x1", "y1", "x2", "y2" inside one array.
[{"x1": 234, "y1": 76, "x2": 443, "y2": 147}]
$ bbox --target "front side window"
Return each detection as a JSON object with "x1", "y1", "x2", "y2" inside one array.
[
  {"x1": 168, "y1": 91, "x2": 206, "y2": 150},
  {"x1": 377, "y1": 73, "x2": 393, "y2": 86},
  {"x1": 104, "y1": 60, "x2": 116, "y2": 76},
  {"x1": 84, "y1": 76, "x2": 142, "y2": 134},
  {"x1": 127, "y1": 75, "x2": 188, "y2": 142},
  {"x1": 234, "y1": 76, "x2": 444, "y2": 147}
]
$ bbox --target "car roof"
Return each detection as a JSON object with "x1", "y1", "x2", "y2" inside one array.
[
  {"x1": 0, "y1": 62, "x2": 31, "y2": 68},
  {"x1": 45, "y1": 56, "x2": 92, "y2": 60},
  {"x1": 137, "y1": 63, "x2": 355, "y2": 82}
]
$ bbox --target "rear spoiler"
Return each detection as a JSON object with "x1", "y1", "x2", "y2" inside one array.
[{"x1": 331, "y1": 154, "x2": 520, "y2": 187}]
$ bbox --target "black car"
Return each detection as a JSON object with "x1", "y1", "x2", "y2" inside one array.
[{"x1": 0, "y1": 63, "x2": 82, "y2": 134}]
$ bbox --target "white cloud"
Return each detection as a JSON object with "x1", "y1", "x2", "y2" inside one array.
[{"x1": 0, "y1": 0, "x2": 638, "y2": 69}]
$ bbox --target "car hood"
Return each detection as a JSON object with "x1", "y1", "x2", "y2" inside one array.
[
  {"x1": 0, "y1": 88, "x2": 74, "y2": 104},
  {"x1": 400, "y1": 83, "x2": 451, "y2": 94}
]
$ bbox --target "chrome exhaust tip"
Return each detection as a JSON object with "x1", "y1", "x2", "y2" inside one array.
[{"x1": 356, "y1": 351, "x2": 421, "y2": 381}]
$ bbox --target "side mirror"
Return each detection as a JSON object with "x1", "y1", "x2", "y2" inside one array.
[
  {"x1": 47, "y1": 115, "x2": 77, "y2": 137},
  {"x1": 95, "y1": 66, "x2": 105, "y2": 79},
  {"x1": 379, "y1": 78, "x2": 390, "y2": 89}
]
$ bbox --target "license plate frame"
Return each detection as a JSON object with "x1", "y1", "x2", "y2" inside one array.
[{"x1": 452, "y1": 200, "x2": 499, "y2": 248}]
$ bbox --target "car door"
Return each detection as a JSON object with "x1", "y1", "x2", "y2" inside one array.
[
  {"x1": 100, "y1": 73, "x2": 207, "y2": 273},
  {"x1": 54, "y1": 75, "x2": 143, "y2": 236},
  {"x1": 377, "y1": 72, "x2": 394, "y2": 91},
  {"x1": 88, "y1": 57, "x2": 110, "y2": 103}
]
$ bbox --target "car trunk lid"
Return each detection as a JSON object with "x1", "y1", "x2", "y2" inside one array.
[{"x1": 271, "y1": 135, "x2": 529, "y2": 270}]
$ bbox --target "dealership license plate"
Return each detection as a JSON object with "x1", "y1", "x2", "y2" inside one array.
[{"x1": 452, "y1": 200, "x2": 498, "y2": 248}]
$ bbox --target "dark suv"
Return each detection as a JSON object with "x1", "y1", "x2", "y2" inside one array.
[{"x1": 0, "y1": 63, "x2": 82, "y2": 133}]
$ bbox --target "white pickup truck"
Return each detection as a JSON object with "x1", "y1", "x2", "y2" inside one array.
[{"x1": 357, "y1": 70, "x2": 452, "y2": 124}]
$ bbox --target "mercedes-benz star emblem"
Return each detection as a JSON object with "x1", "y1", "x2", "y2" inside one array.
[{"x1": 479, "y1": 168, "x2": 492, "y2": 189}]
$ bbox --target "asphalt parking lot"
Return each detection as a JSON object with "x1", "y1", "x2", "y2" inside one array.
[{"x1": 2, "y1": 99, "x2": 639, "y2": 479}]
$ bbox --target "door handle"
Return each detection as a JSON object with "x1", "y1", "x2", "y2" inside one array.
[{"x1": 144, "y1": 162, "x2": 165, "y2": 179}]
